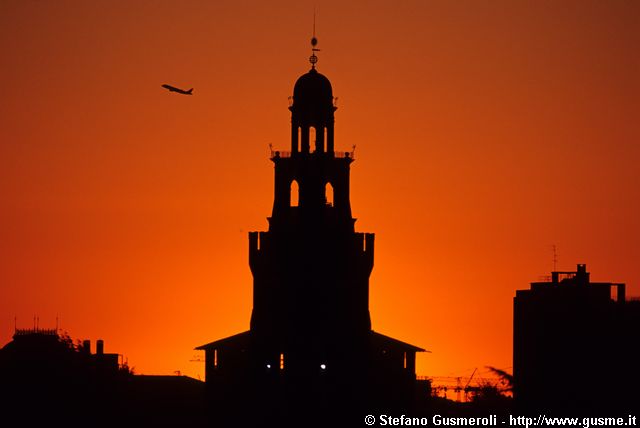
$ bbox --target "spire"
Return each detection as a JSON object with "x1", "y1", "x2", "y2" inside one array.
[{"x1": 309, "y1": 12, "x2": 320, "y2": 69}]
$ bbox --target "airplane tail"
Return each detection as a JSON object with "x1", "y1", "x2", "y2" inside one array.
[{"x1": 187, "y1": 88, "x2": 193, "y2": 95}]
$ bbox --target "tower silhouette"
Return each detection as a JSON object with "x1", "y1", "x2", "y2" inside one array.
[{"x1": 197, "y1": 39, "x2": 423, "y2": 423}]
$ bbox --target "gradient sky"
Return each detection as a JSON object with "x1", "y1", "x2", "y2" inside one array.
[{"x1": 1, "y1": 0, "x2": 638, "y2": 381}]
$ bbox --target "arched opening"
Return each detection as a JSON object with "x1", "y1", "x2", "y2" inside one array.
[
  {"x1": 297, "y1": 127, "x2": 302, "y2": 152},
  {"x1": 325, "y1": 182, "x2": 334, "y2": 206},
  {"x1": 309, "y1": 127, "x2": 316, "y2": 153},
  {"x1": 324, "y1": 127, "x2": 328, "y2": 151},
  {"x1": 290, "y1": 180, "x2": 299, "y2": 207}
]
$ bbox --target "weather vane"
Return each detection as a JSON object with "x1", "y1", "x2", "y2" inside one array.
[{"x1": 309, "y1": 12, "x2": 320, "y2": 68}]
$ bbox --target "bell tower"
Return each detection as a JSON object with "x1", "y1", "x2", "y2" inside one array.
[
  {"x1": 197, "y1": 36, "x2": 424, "y2": 422},
  {"x1": 250, "y1": 37, "x2": 372, "y2": 354}
]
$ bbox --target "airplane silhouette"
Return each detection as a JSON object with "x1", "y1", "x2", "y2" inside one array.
[{"x1": 162, "y1": 84, "x2": 193, "y2": 95}]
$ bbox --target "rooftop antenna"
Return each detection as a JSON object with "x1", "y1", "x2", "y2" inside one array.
[
  {"x1": 552, "y1": 244, "x2": 558, "y2": 272},
  {"x1": 309, "y1": 11, "x2": 320, "y2": 68}
]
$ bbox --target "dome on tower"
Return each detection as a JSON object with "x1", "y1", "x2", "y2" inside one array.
[{"x1": 292, "y1": 68, "x2": 333, "y2": 109}]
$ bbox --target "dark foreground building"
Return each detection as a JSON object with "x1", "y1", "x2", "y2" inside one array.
[
  {"x1": 197, "y1": 42, "x2": 424, "y2": 425},
  {"x1": 0, "y1": 327, "x2": 128, "y2": 424},
  {"x1": 0, "y1": 328, "x2": 206, "y2": 426},
  {"x1": 514, "y1": 264, "x2": 640, "y2": 413}
]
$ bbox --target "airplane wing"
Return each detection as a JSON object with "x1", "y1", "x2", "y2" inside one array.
[{"x1": 162, "y1": 84, "x2": 193, "y2": 95}]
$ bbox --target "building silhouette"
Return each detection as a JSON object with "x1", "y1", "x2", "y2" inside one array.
[
  {"x1": 513, "y1": 264, "x2": 640, "y2": 413},
  {"x1": 197, "y1": 41, "x2": 424, "y2": 423},
  {"x1": 0, "y1": 326, "x2": 130, "y2": 425},
  {"x1": 0, "y1": 327, "x2": 207, "y2": 426},
  {"x1": 0, "y1": 326, "x2": 123, "y2": 385}
]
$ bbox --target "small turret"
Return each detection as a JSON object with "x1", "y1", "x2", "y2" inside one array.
[{"x1": 289, "y1": 36, "x2": 336, "y2": 155}]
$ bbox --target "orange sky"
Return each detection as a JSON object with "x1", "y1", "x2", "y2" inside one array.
[{"x1": 1, "y1": 1, "x2": 638, "y2": 381}]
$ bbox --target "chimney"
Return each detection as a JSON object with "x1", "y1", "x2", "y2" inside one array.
[
  {"x1": 97, "y1": 339, "x2": 104, "y2": 356},
  {"x1": 82, "y1": 340, "x2": 91, "y2": 354},
  {"x1": 618, "y1": 283, "x2": 626, "y2": 303},
  {"x1": 576, "y1": 264, "x2": 589, "y2": 285}
]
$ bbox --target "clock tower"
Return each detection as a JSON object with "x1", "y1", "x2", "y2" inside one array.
[{"x1": 197, "y1": 37, "x2": 424, "y2": 423}]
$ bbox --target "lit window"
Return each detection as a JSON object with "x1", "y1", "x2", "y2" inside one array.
[
  {"x1": 266, "y1": 364, "x2": 271, "y2": 369},
  {"x1": 320, "y1": 364, "x2": 326, "y2": 370},
  {"x1": 280, "y1": 353, "x2": 284, "y2": 370}
]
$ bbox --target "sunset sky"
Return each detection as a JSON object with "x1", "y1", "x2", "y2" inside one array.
[{"x1": 1, "y1": 1, "x2": 638, "y2": 381}]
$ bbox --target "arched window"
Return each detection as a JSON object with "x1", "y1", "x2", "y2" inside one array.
[
  {"x1": 290, "y1": 180, "x2": 299, "y2": 207},
  {"x1": 309, "y1": 126, "x2": 316, "y2": 153},
  {"x1": 325, "y1": 182, "x2": 334, "y2": 206},
  {"x1": 324, "y1": 127, "x2": 328, "y2": 150}
]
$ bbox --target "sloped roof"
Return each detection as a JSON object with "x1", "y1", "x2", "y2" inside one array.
[
  {"x1": 195, "y1": 331, "x2": 250, "y2": 350},
  {"x1": 195, "y1": 330, "x2": 427, "y2": 353},
  {"x1": 370, "y1": 330, "x2": 428, "y2": 353}
]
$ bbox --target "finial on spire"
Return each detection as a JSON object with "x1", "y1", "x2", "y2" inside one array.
[{"x1": 309, "y1": 11, "x2": 320, "y2": 68}]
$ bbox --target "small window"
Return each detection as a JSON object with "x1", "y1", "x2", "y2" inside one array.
[
  {"x1": 309, "y1": 127, "x2": 316, "y2": 153},
  {"x1": 280, "y1": 353, "x2": 285, "y2": 370},
  {"x1": 290, "y1": 180, "x2": 299, "y2": 207}
]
